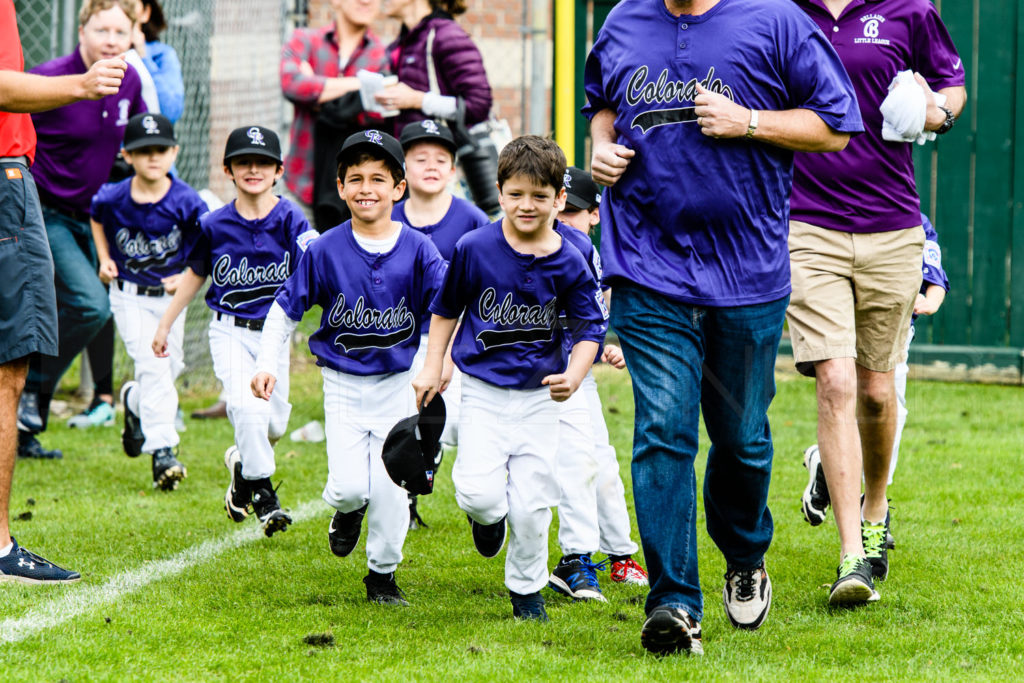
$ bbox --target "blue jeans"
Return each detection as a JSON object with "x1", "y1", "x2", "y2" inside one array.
[
  {"x1": 24, "y1": 207, "x2": 111, "y2": 428},
  {"x1": 611, "y1": 283, "x2": 787, "y2": 621}
]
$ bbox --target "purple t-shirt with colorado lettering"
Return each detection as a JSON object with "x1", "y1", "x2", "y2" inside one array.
[
  {"x1": 430, "y1": 221, "x2": 608, "y2": 389},
  {"x1": 186, "y1": 197, "x2": 316, "y2": 320},
  {"x1": 792, "y1": 0, "x2": 965, "y2": 233},
  {"x1": 30, "y1": 49, "x2": 146, "y2": 215},
  {"x1": 274, "y1": 222, "x2": 446, "y2": 376},
  {"x1": 91, "y1": 177, "x2": 207, "y2": 287},
  {"x1": 583, "y1": 0, "x2": 862, "y2": 306}
]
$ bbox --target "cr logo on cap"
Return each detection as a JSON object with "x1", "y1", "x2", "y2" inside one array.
[
  {"x1": 563, "y1": 170, "x2": 572, "y2": 189},
  {"x1": 143, "y1": 115, "x2": 159, "y2": 134},
  {"x1": 421, "y1": 120, "x2": 440, "y2": 135},
  {"x1": 364, "y1": 130, "x2": 384, "y2": 144},
  {"x1": 247, "y1": 127, "x2": 266, "y2": 146}
]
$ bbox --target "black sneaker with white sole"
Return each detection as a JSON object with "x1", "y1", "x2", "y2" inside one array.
[
  {"x1": 468, "y1": 514, "x2": 506, "y2": 558},
  {"x1": 328, "y1": 505, "x2": 367, "y2": 557},
  {"x1": 364, "y1": 570, "x2": 409, "y2": 606},
  {"x1": 548, "y1": 554, "x2": 607, "y2": 602},
  {"x1": 121, "y1": 382, "x2": 145, "y2": 458},
  {"x1": 151, "y1": 447, "x2": 186, "y2": 490},
  {"x1": 0, "y1": 538, "x2": 80, "y2": 584},
  {"x1": 801, "y1": 444, "x2": 830, "y2": 526},
  {"x1": 510, "y1": 590, "x2": 548, "y2": 621},
  {"x1": 828, "y1": 554, "x2": 880, "y2": 606},
  {"x1": 641, "y1": 606, "x2": 703, "y2": 656},
  {"x1": 17, "y1": 431, "x2": 62, "y2": 460},
  {"x1": 723, "y1": 562, "x2": 772, "y2": 630},
  {"x1": 223, "y1": 446, "x2": 250, "y2": 523},
  {"x1": 862, "y1": 507, "x2": 893, "y2": 581},
  {"x1": 251, "y1": 484, "x2": 291, "y2": 537}
]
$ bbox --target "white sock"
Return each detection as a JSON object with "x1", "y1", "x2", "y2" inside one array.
[
  {"x1": 128, "y1": 384, "x2": 141, "y2": 415},
  {"x1": 0, "y1": 541, "x2": 13, "y2": 557}
]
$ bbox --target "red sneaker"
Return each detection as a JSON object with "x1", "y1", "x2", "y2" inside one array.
[{"x1": 610, "y1": 557, "x2": 649, "y2": 586}]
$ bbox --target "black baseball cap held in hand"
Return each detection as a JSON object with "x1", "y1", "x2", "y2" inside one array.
[
  {"x1": 382, "y1": 395, "x2": 446, "y2": 496},
  {"x1": 123, "y1": 113, "x2": 177, "y2": 151},
  {"x1": 223, "y1": 125, "x2": 283, "y2": 165},
  {"x1": 563, "y1": 166, "x2": 602, "y2": 211},
  {"x1": 399, "y1": 119, "x2": 458, "y2": 156},
  {"x1": 336, "y1": 129, "x2": 406, "y2": 174}
]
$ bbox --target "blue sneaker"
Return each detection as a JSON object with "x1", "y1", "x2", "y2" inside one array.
[
  {"x1": 16, "y1": 391, "x2": 43, "y2": 433},
  {"x1": 0, "y1": 538, "x2": 80, "y2": 584},
  {"x1": 547, "y1": 554, "x2": 608, "y2": 602},
  {"x1": 67, "y1": 398, "x2": 115, "y2": 428},
  {"x1": 510, "y1": 590, "x2": 548, "y2": 621}
]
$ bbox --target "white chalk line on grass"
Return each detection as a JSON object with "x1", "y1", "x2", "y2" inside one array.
[{"x1": 0, "y1": 498, "x2": 324, "y2": 645}]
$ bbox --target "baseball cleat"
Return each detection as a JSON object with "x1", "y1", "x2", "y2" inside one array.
[
  {"x1": 364, "y1": 570, "x2": 409, "y2": 606},
  {"x1": 801, "y1": 444, "x2": 830, "y2": 526},
  {"x1": 252, "y1": 484, "x2": 291, "y2": 537},
  {"x1": 121, "y1": 382, "x2": 145, "y2": 458},
  {"x1": 468, "y1": 515, "x2": 506, "y2": 558},
  {"x1": 510, "y1": 590, "x2": 548, "y2": 621},
  {"x1": 328, "y1": 505, "x2": 367, "y2": 557},
  {"x1": 548, "y1": 554, "x2": 607, "y2": 602},
  {"x1": 610, "y1": 557, "x2": 649, "y2": 586},
  {"x1": 151, "y1": 447, "x2": 186, "y2": 490},
  {"x1": 723, "y1": 563, "x2": 772, "y2": 630},
  {"x1": 223, "y1": 446, "x2": 250, "y2": 522}
]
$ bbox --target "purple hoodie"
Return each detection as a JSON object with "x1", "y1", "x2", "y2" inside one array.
[{"x1": 388, "y1": 11, "x2": 492, "y2": 135}]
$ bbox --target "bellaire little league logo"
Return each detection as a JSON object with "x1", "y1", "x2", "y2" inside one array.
[{"x1": 247, "y1": 127, "x2": 266, "y2": 146}]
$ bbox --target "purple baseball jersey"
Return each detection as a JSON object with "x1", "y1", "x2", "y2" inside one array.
[
  {"x1": 556, "y1": 221, "x2": 608, "y2": 362},
  {"x1": 392, "y1": 195, "x2": 489, "y2": 333},
  {"x1": 274, "y1": 222, "x2": 446, "y2": 376},
  {"x1": 583, "y1": 0, "x2": 862, "y2": 307},
  {"x1": 91, "y1": 177, "x2": 207, "y2": 287},
  {"x1": 30, "y1": 51, "x2": 146, "y2": 215},
  {"x1": 186, "y1": 197, "x2": 316, "y2": 320},
  {"x1": 430, "y1": 221, "x2": 609, "y2": 389},
  {"x1": 921, "y1": 213, "x2": 948, "y2": 292},
  {"x1": 792, "y1": 0, "x2": 965, "y2": 234}
]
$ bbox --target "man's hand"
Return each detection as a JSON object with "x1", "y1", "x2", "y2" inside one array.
[
  {"x1": 251, "y1": 372, "x2": 276, "y2": 400},
  {"x1": 913, "y1": 72, "x2": 946, "y2": 131},
  {"x1": 591, "y1": 140, "x2": 635, "y2": 187},
  {"x1": 542, "y1": 372, "x2": 581, "y2": 402},
  {"x1": 98, "y1": 259, "x2": 118, "y2": 284},
  {"x1": 693, "y1": 82, "x2": 751, "y2": 139},
  {"x1": 601, "y1": 344, "x2": 626, "y2": 369},
  {"x1": 375, "y1": 82, "x2": 424, "y2": 111},
  {"x1": 77, "y1": 56, "x2": 128, "y2": 100}
]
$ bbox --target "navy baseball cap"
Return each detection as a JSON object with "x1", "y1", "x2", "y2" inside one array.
[
  {"x1": 382, "y1": 395, "x2": 446, "y2": 496},
  {"x1": 336, "y1": 129, "x2": 406, "y2": 177},
  {"x1": 563, "y1": 166, "x2": 602, "y2": 211},
  {"x1": 223, "y1": 125, "x2": 282, "y2": 165},
  {"x1": 123, "y1": 113, "x2": 177, "y2": 151},
  {"x1": 399, "y1": 119, "x2": 457, "y2": 156}
]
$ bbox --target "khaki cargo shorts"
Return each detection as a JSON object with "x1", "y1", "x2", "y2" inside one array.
[{"x1": 787, "y1": 220, "x2": 924, "y2": 376}]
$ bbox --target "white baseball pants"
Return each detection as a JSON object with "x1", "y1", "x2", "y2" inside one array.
[
  {"x1": 321, "y1": 367, "x2": 413, "y2": 574},
  {"x1": 109, "y1": 284, "x2": 183, "y2": 452},
  {"x1": 890, "y1": 322, "x2": 915, "y2": 485},
  {"x1": 453, "y1": 375, "x2": 560, "y2": 595},
  {"x1": 208, "y1": 316, "x2": 291, "y2": 480}
]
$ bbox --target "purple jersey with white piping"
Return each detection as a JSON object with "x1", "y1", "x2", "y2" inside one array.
[
  {"x1": 430, "y1": 221, "x2": 609, "y2": 389},
  {"x1": 275, "y1": 222, "x2": 446, "y2": 375},
  {"x1": 792, "y1": 0, "x2": 964, "y2": 234},
  {"x1": 186, "y1": 197, "x2": 316, "y2": 320},
  {"x1": 556, "y1": 221, "x2": 607, "y2": 362},
  {"x1": 91, "y1": 176, "x2": 206, "y2": 287},
  {"x1": 921, "y1": 213, "x2": 948, "y2": 293},
  {"x1": 583, "y1": 0, "x2": 862, "y2": 306}
]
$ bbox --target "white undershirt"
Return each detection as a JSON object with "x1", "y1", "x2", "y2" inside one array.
[{"x1": 353, "y1": 224, "x2": 402, "y2": 254}]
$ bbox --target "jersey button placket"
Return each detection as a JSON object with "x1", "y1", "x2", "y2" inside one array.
[{"x1": 371, "y1": 259, "x2": 384, "y2": 289}]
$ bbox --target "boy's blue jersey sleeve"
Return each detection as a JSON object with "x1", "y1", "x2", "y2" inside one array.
[
  {"x1": 275, "y1": 245, "x2": 318, "y2": 321},
  {"x1": 920, "y1": 213, "x2": 949, "y2": 292},
  {"x1": 429, "y1": 237, "x2": 467, "y2": 319}
]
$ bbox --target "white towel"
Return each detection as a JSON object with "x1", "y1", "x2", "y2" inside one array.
[{"x1": 880, "y1": 70, "x2": 947, "y2": 145}]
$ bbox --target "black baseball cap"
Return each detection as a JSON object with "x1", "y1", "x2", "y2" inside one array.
[
  {"x1": 381, "y1": 395, "x2": 446, "y2": 496},
  {"x1": 223, "y1": 125, "x2": 282, "y2": 165},
  {"x1": 563, "y1": 166, "x2": 602, "y2": 211},
  {"x1": 399, "y1": 119, "x2": 457, "y2": 156},
  {"x1": 123, "y1": 113, "x2": 176, "y2": 151},
  {"x1": 336, "y1": 129, "x2": 406, "y2": 177}
]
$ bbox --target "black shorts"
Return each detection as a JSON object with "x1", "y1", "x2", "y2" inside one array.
[{"x1": 0, "y1": 159, "x2": 57, "y2": 365}]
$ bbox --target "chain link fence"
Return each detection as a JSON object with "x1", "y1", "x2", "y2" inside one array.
[{"x1": 15, "y1": 0, "x2": 301, "y2": 395}]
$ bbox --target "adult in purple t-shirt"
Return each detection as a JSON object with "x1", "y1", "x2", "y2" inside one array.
[
  {"x1": 15, "y1": 0, "x2": 145, "y2": 456},
  {"x1": 788, "y1": 0, "x2": 965, "y2": 607},
  {"x1": 584, "y1": 0, "x2": 861, "y2": 655}
]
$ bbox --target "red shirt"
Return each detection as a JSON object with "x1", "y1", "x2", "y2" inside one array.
[{"x1": 0, "y1": 0, "x2": 37, "y2": 161}]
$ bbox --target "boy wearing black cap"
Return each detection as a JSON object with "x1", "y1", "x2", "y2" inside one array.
[
  {"x1": 90, "y1": 113, "x2": 207, "y2": 490},
  {"x1": 251, "y1": 130, "x2": 446, "y2": 605},
  {"x1": 152, "y1": 125, "x2": 317, "y2": 529}
]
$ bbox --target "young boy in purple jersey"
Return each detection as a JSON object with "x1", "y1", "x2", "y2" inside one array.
[
  {"x1": 546, "y1": 166, "x2": 648, "y2": 603},
  {"x1": 152, "y1": 125, "x2": 317, "y2": 533},
  {"x1": 394, "y1": 119, "x2": 489, "y2": 528},
  {"x1": 90, "y1": 113, "x2": 206, "y2": 490},
  {"x1": 413, "y1": 136, "x2": 608, "y2": 622},
  {"x1": 251, "y1": 130, "x2": 446, "y2": 606}
]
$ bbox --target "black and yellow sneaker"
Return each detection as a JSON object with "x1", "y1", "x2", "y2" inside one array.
[
  {"x1": 828, "y1": 554, "x2": 880, "y2": 606},
  {"x1": 862, "y1": 507, "x2": 893, "y2": 581}
]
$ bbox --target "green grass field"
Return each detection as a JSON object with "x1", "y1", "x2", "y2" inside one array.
[{"x1": 3, "y1": 358, "x2": 1024, "y2": 681}]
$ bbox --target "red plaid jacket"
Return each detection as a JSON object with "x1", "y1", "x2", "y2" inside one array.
[{"x1": 280, "y1": 24, "x2": 388, "y2": 204}]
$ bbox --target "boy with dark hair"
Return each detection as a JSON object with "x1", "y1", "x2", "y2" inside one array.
[
  {"x1": 252, "y1": 129, "x2": 446, "y2": 605},
  {"x1": 90, "y1": 112, "x2": 206, "y2": 489},
  {"x1": 413, "y1": 135, "x2": 608, "y2": 621},
  {"x1": 152, "y1": 125, "x2": 316, "y2": 527}
]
